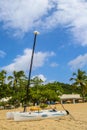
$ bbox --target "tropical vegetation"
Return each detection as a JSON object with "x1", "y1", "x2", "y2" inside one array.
[
  {"x1": 0, "y1": 69, "x2": 87, "y2": 108},
  {"x1": 70, "y1": 69, "x2": 87, "y2": 102}
]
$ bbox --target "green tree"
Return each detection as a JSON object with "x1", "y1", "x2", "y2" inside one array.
[
  {"x1": 29, "y1": 76, "x2": 44, "y2": 105},
  {"x1": 31, "y1": 76, "x2": 43, "y2": 93},
  {"x1": 45, "y1": 82, "x2": 63, "y2": 96},
  {"x1": 30, "y1": 81, "x2": 63, "y2": 105},
  {"x1": 70, "y1": 69, "x2": 87, "y2": 102},
  {"x1": 7, "y1": 70, "x2": 27, "y2": 105},
  {"x1": 0, "y1": 70, "x2": 8, "y2": 99},
  {"x1": 0, "y1": 70, "x2": 7, "y2": 86},
  {"x1": 8, "y1": 70, "x2": 26, "y2": 88}
]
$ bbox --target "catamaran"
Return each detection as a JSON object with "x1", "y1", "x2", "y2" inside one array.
[
  {"x1": 6, "y1": 109, "x2": 67, "y2": 121},
  {"x1": 6, "y1": 31, "x2": 67, "y2": 121}
]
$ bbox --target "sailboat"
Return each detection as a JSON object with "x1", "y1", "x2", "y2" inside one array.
[{"x1": 6, "y1": 31, "x2": 67, "y2": 121}]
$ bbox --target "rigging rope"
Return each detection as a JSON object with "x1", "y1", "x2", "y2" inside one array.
[{"x1": 60, "y1": 102, "x2": 75, "y2": 120}]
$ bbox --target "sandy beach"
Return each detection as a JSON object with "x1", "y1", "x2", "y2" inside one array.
[{"x1": 0, "y1": 103, "x2": 87, "y2": 130}]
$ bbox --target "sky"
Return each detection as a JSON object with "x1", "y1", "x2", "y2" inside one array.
[{"x1": 0, "y1": 0, "x2": 87, "y2": 84}]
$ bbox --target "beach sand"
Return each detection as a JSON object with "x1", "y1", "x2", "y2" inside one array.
[{"x1": 0, "y1": 103, "x2": 87, "y2": 130}]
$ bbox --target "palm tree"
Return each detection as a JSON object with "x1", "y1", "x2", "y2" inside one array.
[
  {"x1": 70, "y1": 69, "x2": 87, "y2": 102},
  {"x1": 7, "y1": 70, "x2": 27, "y2": 105},
  {"x1": 31, "y1": 76, "x2": 43, "y2": 87},
  {"x1": 30, "y1": 76, "x2": 43, "y2": 105},
  {"x1": 0, "y1": 70, "x2": 7, "y2": 86},
  {"x1": 0, "y1": 70, "x2": 11, "y2": 99},
  {"x1": 8, "y1": 70, "x2": 26, "y2": 89},
  {"x1": 0, "y1": 70, "x2": 7, "y2": 99}
]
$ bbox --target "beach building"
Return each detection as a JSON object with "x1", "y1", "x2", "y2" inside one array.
[{"x1": 60, "y1": 94, "x2": 82, "y2": 104}]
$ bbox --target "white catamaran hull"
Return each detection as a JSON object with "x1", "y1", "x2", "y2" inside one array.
[
  {"x1": 6, "y1": 112, "x2": 20, "y2": 119},
  {"x1": 13, "y1": 110, "x2": 67, "y2": 121}
]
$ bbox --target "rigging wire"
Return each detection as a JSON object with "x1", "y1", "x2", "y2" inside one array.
[{"x1": 60, "y1": 102, "x2": 76, "y2": 121}]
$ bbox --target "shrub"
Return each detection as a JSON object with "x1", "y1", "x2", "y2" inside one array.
[{"x1": 40, "y1": 103, "x2": 48, "y2": 109}]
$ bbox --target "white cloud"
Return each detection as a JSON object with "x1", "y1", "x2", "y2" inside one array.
[
  {"x1": 43, "y1": 0, "x2": 87, "y2": 46},
  {"x1": 68, "y1": 53, "x2": 87, "y2": 70},
  {"x1": 0, "y1": 0, "x2": 87, "y2": 45},
  {"x1": 0, "y1": 0, "x2": 54, "y2": 35},
  {"x1": 1, "y1": 48, "x2": 55, "y2": 72},
  {"x1": 0, "y1": 50, "x2": 6, "y2": 58},
  {"x1": 50, "y1": 62, "x2": 58, "y2": 67}
]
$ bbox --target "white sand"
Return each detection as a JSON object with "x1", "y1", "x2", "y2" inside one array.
[{"x1": 0, "y1": 103, "x2": 87, "y2": 130}]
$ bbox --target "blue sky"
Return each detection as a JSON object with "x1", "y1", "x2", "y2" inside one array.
[{"x1": 0, "y1": 0, "x2": 87, "y2": 83}]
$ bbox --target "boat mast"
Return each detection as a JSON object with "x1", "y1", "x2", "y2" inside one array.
[{"x1": 24, "y1": 31, "x2": 39, "y2": 112}]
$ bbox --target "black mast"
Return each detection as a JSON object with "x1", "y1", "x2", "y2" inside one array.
[{"x1": 23, "y1": 31, "x2": 39, "y2": 112}]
